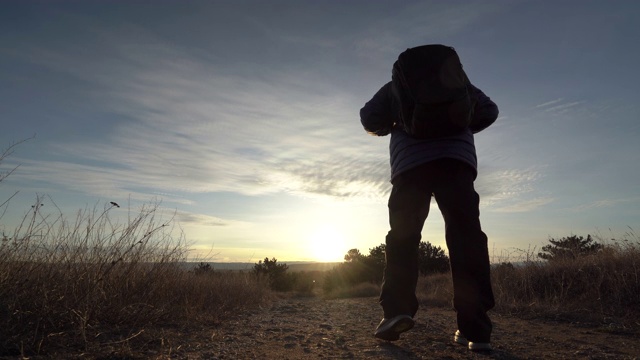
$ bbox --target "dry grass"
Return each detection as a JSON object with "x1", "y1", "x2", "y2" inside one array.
[
  {"x1": 492, "y1": 238, "x2": 640, "y2": 322},
  {"x1": 0, "y1": 199, "x2": 270, "y2": 357},
  {"x1": 416, "y1": 273, "x2": 453, "y2": 308},
  {"x1": 417, "y1": 235, "x2": 640, "y2": 326}
]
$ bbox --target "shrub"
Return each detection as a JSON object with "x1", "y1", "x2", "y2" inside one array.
[
  {"x1": 418, "y1": 241, "x2": 450, "y2": 275},
  {"x1": 537, "y1": 234, "x2": 603, "y2": 261},
  {"x1": 343, "y1": 248, "x2": 363, "y2": 262},
  {"x1": 323, "y1": 241, "x2": 449, "y2": 295},
  {"x1": 192, "y1": 262, "x2": 214, "y2": 275},
  {"x1": 254, "y1": 257, "x2": 293, "y2": 291},
  {"x1": 322, "y1": 245, "x2": 385, "y2": 295}
]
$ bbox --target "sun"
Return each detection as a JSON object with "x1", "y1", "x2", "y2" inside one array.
[{"x1": 308, "y1": 225, "x2": 347, "y2": 262}]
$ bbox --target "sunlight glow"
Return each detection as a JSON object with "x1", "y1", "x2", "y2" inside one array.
[{"x1": 309, "y1": 225, "x2": 347, "y2": 262}]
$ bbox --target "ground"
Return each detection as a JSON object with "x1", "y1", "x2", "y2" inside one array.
[{"x1": 156, "y1": 296, "x2": 638, "y2": 360}]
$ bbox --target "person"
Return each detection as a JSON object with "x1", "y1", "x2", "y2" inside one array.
[{"x1": 359, "y1": 44, "x2": 498, "y2": 352}]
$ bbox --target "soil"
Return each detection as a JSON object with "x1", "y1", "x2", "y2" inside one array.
[{"x1": 158, "y1": 296, "x2": 639, "y2": 360}]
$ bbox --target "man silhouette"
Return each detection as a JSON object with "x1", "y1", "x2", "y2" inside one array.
[{"x1": 360, "y1": 44, "x2": 498, "y2": 351}]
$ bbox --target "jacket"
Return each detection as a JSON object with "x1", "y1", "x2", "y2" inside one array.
[{"x1": 360, "y1": 82, "x2": 499, "y2": 182}]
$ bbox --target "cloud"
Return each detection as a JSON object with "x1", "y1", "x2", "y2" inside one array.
[
  {"x1": 493, "y1": 197, "x2": 554, "y2": 213},
  {"x1": 474, "y1": 166, "x2": 555, "y2": 213},
  {"x1": 11, "y1": 30, "x2": 540, "y2": 210},
  {"x1": 534, "y1": 98, "x2": 586, "y2": 115},
  {"x1": 535, "y1": 98, "x2": 565, "y2": 108},
  {"x1": 9, "y1": 23, "x2": 393, "y2": 205},
  {"x1": 5, "y1": 4, "x2": 521, "y2": 209},
  {"x1": 476, "y1": 167, "x2": 544, "y2": 201},
  {"x1": 543, "y1": 101, "x2": 585, "y2": 113},
  {"x1": 570, "y1": 197, "x2": 640, "y2": 212},
  {"x1": 173, "y1": 211, "x2": 230, "y2": 227}
]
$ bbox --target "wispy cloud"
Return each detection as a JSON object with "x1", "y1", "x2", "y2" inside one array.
[
  {"x1": 5, "y1": 5, "x2": 531, "y2": 210},
  {"x1": 534, "y1": 98, "x2": 586, "y2": 115},
  {"x1": 9, "y1": 24, "x2": 392, "y2": 204},
  {"x1": 535, "y1": 98, "x2": 565, "y2": 108},
  {"x1": 570, "y1": 197, "x2": 640, "y2": 212},
  {"x1": 473, "y1": 165, "x2": 556, "y2": 213},
  {"x1": 543, "y1": 101, "x2": 585, "y2": 113},
  {"x1": 494, "y1": 197, "x2": 554, "y2": 213},
  {"x1": 476, "y1": 167, "x2": 544, "y2": 202},
  {"x1": 174, "y1": 211, "x2": 230, "y2": 227}
]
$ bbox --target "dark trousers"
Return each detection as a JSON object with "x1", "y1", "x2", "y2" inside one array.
[{"x1": 379, "y1": 158, "x2": 495, "y2": 343}]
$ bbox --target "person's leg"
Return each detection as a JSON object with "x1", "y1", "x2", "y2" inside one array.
[
  {"x1": 379, "y1": 165, "x2": 433, "y2": 319},
  {"x1": 433, "y1": 160, "x2": 494, "y2": 343}
]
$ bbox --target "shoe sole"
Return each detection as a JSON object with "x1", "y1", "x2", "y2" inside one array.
[{"x1": 374, "y1": 317, "x2": 415, "y2": 341}]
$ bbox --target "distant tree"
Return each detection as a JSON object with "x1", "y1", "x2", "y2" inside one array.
[
  {"x1": 192, "y1": 262, "x2": 213, "y2": 275},
  {"x1": 364, "y1": 244, "x2": 386, "y2": 272},
  {"x1": 333, "y1": 241, "x2": 450, "y2": 286},
  {"x1": 344, "y1": 248, "x2": 363, "y2": 262},
  {"x1": 537, "y1": 235, "x2": 603, "y2": 261},
  {"x1": 351, "y1": 244, "x2": 385, "y2": 284},
  {"x1": 254, "y1": 257, "x2": 288, "y2": 276},
  {"x1": 418, "y1": 242, "x2": 450, "y2": 275},
  {"x1": 254, "y1": 257, "x2": 291, "y2": 291},
  {"x1": 325, "y1": 241, "x2": 452, "y2": 295}
]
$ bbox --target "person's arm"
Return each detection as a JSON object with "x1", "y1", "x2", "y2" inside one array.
[
  {"x1": 360, "y1": 82, "x2": 395, "y2": 136},
  {"x1": 469, "y1": 84, "x2": 499, "y2": 134}
]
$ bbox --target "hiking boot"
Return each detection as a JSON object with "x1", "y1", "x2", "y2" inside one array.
[
  {"x1": 374, "y1": 315, "x2": 415, "y2": 341},
  {"x1": 454, "y1": 330, "x2": 492, "y2": 352}
]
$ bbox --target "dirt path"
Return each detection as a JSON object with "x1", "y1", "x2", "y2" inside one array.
[{"x1": 171, "y1": 296, "x2": 638, "y2": 359}]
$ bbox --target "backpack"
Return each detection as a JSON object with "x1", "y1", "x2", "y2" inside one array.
[{"x1": 391, "y1": 44, "x2": 476, "y2": 139}]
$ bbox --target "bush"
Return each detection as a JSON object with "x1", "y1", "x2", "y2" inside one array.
[
  {"x1": 192, "y1": 262, "x2": 214, "y2": 275},
  {"x1": 322, "y1": 245, "x2": 385, "y2": 295},
  {"x1": 254, "y1": 257, "x2": 293, "y2": 291},
  {"x1": 418, "y1": 241, "x2": 449, "y2": 275},
  {"x1": 323, "y1": 241, "x2": 449, "y2": 296},
  {"x1": 537, "y1": 234, "x2": 603, "y2": 261}
]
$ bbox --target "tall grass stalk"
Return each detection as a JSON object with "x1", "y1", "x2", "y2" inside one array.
[{"x1": 0, "y1": 198, "x2": 270, "y2": 356}]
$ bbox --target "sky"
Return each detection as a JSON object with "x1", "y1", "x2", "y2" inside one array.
[{"x1": 1, "y1": 0, "x2": 639, "y2": 263}]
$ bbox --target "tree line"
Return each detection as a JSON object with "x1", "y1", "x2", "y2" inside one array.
[{"x1": 243, "y1": 234, "x2": 607, "y2": 293}]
